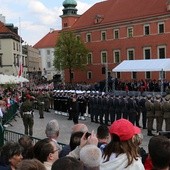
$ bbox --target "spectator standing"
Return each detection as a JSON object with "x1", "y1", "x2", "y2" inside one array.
[
  {"x1": 45, "y1": 119, "x2": 60, "y2": 146},
  {"x1": 0, "y1": 141, "x2": 23, "y2": 170},
  {"x1": 33, "y1": 138, "x2": 60, "y2": 170},
  {"x1": 16, "y1": 159, "x2": 46, "y2": 170},
  {"x1": 100, "y1": 119, "x2": 144, "y2": 170},
  {"x1": 145, "y1": 135, "x2": 170, "y2": 170},
  {"x1": 51, "y1": 156, "x2": 84, "y2": 170}
]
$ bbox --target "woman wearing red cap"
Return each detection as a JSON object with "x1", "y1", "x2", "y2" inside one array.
[{"x1": 100, "y1": 118, "x2": 144, "y2": 170}]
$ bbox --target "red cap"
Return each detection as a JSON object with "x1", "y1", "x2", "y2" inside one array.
[{"x1": 109, "y1": 119, "x2": 141, "y2": 141}]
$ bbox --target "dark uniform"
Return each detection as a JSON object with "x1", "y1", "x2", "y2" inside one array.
[
  {"x1": 20, "y1": 96, "x2": 34, "y2": 136},
  {"x1": 139, "y1": 96, "x2": 147, "y2": 129}
]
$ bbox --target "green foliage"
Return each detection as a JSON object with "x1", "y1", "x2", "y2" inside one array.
[{"x1": 53, "y1": 31, "x2": 89, "y2": 83}]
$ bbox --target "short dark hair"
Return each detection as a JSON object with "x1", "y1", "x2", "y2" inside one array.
[
  {"x1": 16, "y1": 159, "x2": 46, "y2": 170},
  {"x1": 0, "y1": 141, "x2": 23, "y2": 165},
  {"x1": 69, "y1": 131, "x2": 84, "y2": 151},
  {"x1": 51, "y1": 156, "x2": 84, "y2": 170},
  {"x1": 97, "y1": 125, "x2": 109, "y2": 139},
  {"x1": 33, "y1": 138, "x2": 54, "y2": 163},
  {"x1": 148, "y1": 135, "x2": 170, "y2": 169}
]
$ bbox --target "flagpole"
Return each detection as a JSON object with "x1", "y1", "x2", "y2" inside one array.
[{"x1": 19, "y1": 17, "x2": 23, "y2": 88}]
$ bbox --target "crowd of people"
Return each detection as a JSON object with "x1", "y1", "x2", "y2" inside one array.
[
  {"x1": 0, "y1": 118, "x2": 170, "y2": 170},
  {"x1": 0, "y1": 82, "x2": 170, "y2": 169}
]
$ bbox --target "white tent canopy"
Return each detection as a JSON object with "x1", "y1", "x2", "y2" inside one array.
[{"x1": 112, "y1": 59, "x2": 170, "y2": 72}]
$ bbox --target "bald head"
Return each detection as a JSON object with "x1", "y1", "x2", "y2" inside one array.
[{"x1": 72, "y1": 123, "x2": 88, "y2": 133}]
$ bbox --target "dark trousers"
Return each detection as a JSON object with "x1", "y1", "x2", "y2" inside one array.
[{"x1": 23, "y1": 114, "x2": 34, "y2": 136}]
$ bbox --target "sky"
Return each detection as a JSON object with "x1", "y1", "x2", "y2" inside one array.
[{"x1": 0, "y1": 0, "x2": 101, "y2": 46}]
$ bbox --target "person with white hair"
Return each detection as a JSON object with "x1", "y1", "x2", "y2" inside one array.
[
  {"x1": 80, "y1": 144, "x2": 102, "y2": 170},
  {"x1": 45, "y1": 119, "x2": 60, "y2": 145}
]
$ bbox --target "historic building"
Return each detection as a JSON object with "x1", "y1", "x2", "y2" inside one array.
[
  {"x1": 33, "y1": 29, "x2": 62, "y2": 81},
  {"x1": 0, "y1": 18, "x2": 41, "y2": 79},
  {"x1": 60, "y1": 0, "x2": 170, "y2": 83}
]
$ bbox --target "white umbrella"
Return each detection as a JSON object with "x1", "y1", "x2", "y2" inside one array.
[
  {"x1": 15, "y1": 76, "x2": 29, "y2": 83},
  {"x1": 0, "y1": 74, "x2": 17, "y2": 84}
]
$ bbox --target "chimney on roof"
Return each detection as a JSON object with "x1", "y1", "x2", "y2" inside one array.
[
  {"x1": 0, "y1": 14, "x2": 6, "y2": 23},
  {"x1": 167, "y1": 0, "x2": 170, "y2": 11},
  {"x1": 5, "y1": 23, "x2": 18, "y2": 35},
  {"x1": 50, "y1": 28, "x2": 54, "y2": 33}
]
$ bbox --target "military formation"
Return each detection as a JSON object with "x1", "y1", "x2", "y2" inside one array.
[{"x1": 20, "y1": 88, "x2": 170, "y2": 136}]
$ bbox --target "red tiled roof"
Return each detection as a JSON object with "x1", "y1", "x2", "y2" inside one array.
[
  {"x1": 0, "y1": 21, "x2": 9, "y2": 32},
  {"x1": 33, "y1": 30, "x2": 60, "y2": 48},
  {"x1": 72, "y1": 0, "x2": 168, "y2": 29}
]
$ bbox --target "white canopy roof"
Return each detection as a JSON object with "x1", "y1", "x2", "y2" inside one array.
[{"x1": 112, "y1": 59, "x2": 170, "y2": 72}]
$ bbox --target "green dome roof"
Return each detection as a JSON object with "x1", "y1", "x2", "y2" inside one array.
[{"x1": 63, "y1": 0, "x2": 77, "y2": 7}]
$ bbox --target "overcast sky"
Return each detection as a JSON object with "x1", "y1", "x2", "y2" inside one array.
[{"x1": 0, "y1": 0, "x2": 101, "y2": 46}]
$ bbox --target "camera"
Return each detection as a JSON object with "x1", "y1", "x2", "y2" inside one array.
[
  {"x1": 85, "y1": 132, "x2": 91, "y2": 139},
  {"x1": 159, "y1": 131, "x2": 170, "y2": 139}
]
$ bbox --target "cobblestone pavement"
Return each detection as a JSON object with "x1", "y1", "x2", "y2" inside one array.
[{"x1": 6, "y1": 109, "x2": 165, "y2": 152}]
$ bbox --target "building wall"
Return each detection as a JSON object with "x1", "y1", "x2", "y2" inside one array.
[
  {"x1": 64, "y1": 15, "x2": 170, "y2": 83},
  {"x1": 39, "y1": 48, "x2": 60, "y2": 80},
  {"x1": 0, "y1": 39, "x2": 20, "y2": 75}
]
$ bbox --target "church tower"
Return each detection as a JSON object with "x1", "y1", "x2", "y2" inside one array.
[{"x1": 60, "y1": 0, "x2": 80, "y2": 29}]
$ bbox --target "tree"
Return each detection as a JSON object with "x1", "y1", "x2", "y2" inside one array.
[{"x1": 54, "y1": 31, "x2": 89, "y2": 84}]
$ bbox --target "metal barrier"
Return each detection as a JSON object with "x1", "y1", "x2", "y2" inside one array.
[
  {"x1": 2, "y1": 103, "x2": 19, "y2": 126},
  {"x1": 3, "y1": 129, "x2": 66, "y2": 148}
]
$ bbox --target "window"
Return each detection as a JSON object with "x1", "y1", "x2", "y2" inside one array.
[
  {"x1": 114, "y1": 29, "x2": 119, "y2": 39},
  {"x1": 13, "y1": 42, "x2": 15, "y2": 50},
  {"x1": 86, "y1": 33, "x2": 91, "y2": 42},
  {"x1": 116, "y1": 72, "x2": 120, "y2": 79},
  {"x1": 71, "y1": 72, "x2": 74, "y2": 80},
  {"x1": 101, "y1": 51, "x2": 107, "y2": 64},
  {"x1": 127, "y1": 49, "x2": 134, "y2": 60},
  {"x1": 158, "y1": 46, "x2": 166, "y2": 59},
  {"x1": 76, "y1": 35, "x2": 80, "y2": 40},
  {"x1": 158, "y1": 22, "x2": 165, "y2": 34},
  {"x1": 114, "y1": 50, "x2": 120, "y2": 63},
  {"x1": 145, "y1": 72, "x2": 151, "y2": 79},
  {"x1": 144, "y1": 24, "x2": 150, "y2": 35},
  {"x1": 132, "y1": 72, "x2": 137, "y2": 79},
  {"x1": 0, "y1": 54, "x2": 2, "y2": 67},
  {"x1": 64, "y1": 23, "x2": 68, "y2": 27},
  {"x1": 47, "y1": 62, "x2": 51, "y2": 68},
  {"x1": 127, "y1": 27, "x2": 133, "y2": 38},
  {"x1": 144, "y1": 48, "x2": 151, "y2": 59},
  {"x1": 87, "y1": 71, "x2": 92, "y2": 79},
  {"x1": 87, "y1": 53, "x2": 92, "y2": 64},
  {"x1": 101, "y1": 31, "x2": 106, "y2": 41},
  {"x1": 47, "y1": 50, "x2": 50, "y2": 55}
]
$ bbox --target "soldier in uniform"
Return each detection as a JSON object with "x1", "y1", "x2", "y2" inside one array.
[
  {"x1": 37, "y1": 90, "x2": 45, "y2": 119},
  {"x1": 139, "y1": 95, "x2": 147, "y2": 129},
  {"x1": 154, "y1": 94, "x2": 163, "y2": 133},
  {"x1": 43, "y1": 90, "x2": 50, "y2": 112},
  {"x1": 162, "y1": 95, "x2": 170, "y2": 131},
  {"x1": 127, "y1": 94, "x2": 137, "y2": 125},
  {"x1": 70, "y1": 94, "x2": 79, "y2": 124},
  {"x1": 145, "y1": 94, "x2": 155, "y2": 136},
  {"x1": 20, "y1": 95, "x2": 34, "y2": 136}
]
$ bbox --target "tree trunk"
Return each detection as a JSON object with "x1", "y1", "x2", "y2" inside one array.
[{"x1": 69, "y1": 68, "x2": 72, "y2": 84}]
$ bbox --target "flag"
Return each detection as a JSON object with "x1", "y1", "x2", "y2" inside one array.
[{"x1": 18, "y1": 57, "x2": 23, "y2": 77}]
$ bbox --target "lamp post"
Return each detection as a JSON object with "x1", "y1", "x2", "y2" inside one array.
[{"x1": 105, "y1": 61, "x2": 108, "y2": 93}]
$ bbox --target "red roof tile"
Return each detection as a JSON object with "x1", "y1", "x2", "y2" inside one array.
[
  {"x1": 72, "y1": 0, "x2": 168, "y2": 29},
  {"x1": 33, "y1": 30, "x2": 60, "y2": 48}
]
